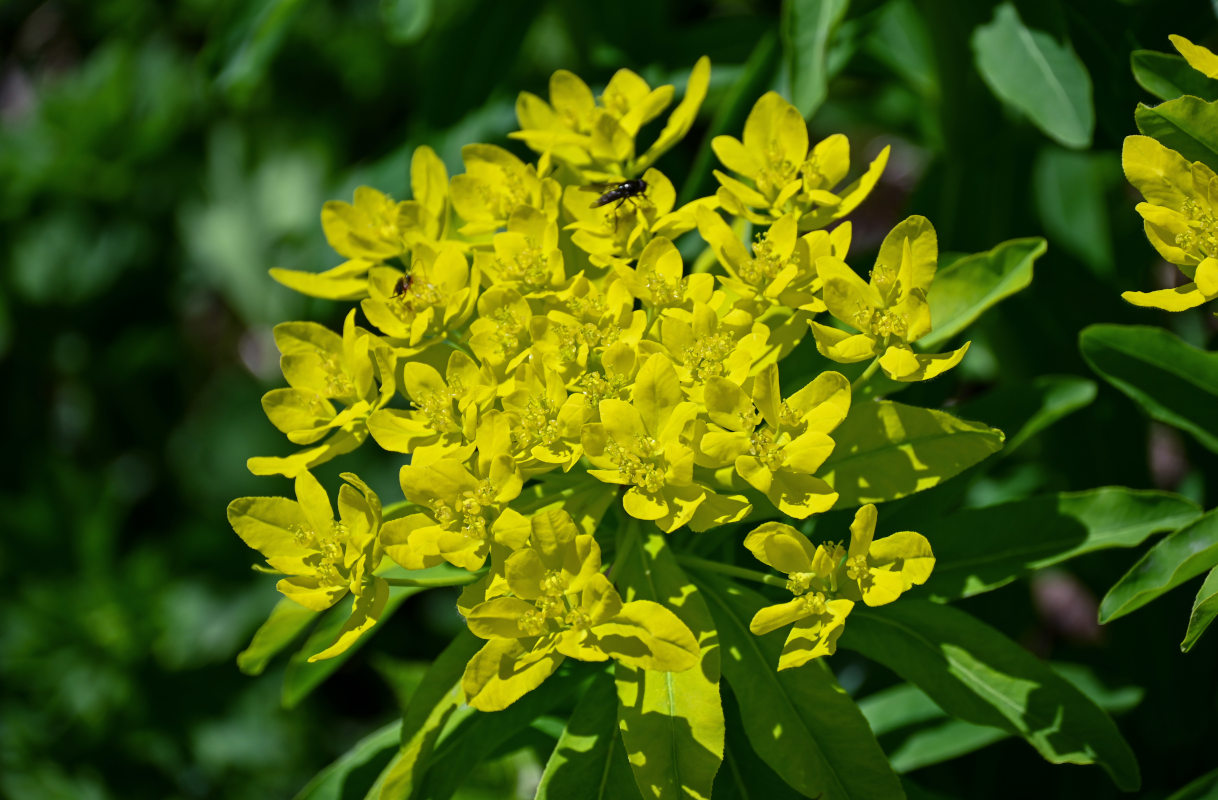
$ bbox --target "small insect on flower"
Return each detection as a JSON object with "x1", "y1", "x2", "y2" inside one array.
[
  {"x1": 393, "y1": 274, "x2": 414, "y2": 296},
  {"x1": 587, "y1": 178, "x2": 649, "y2": 210}
]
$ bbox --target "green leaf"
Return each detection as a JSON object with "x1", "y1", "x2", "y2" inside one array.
[
  {"x1": 1032, "y1": 147, "x2": 1117, "y2": 277},
  {"x1": 535, "y1": 670, "x2": 641, "y2": 800},
  {"x1": 921, "y1": 237, "x2": 1045, "y2": 350},
  {"x1": 820, "y1": 400, "x2": 1004, "y2": 509},
  {"x1": 375, "y1": 631, "x2": 482, "y2": 800},
  {"x1": 282, "y1": 585, "x2": 419, "y2": 709},
  {"x1": 713, "y1": 690, "x2": 806, "y2": 800},
  {"x1": 926, "y1": 487, "x2": 1201, "y2": 601},
  {"x1": 781, "y1": 0, "x2": 851, "y2": 118},
  {"x1": 380, "y1": 0, "x2": 433, "y2": 44},
  {"x1": 971, "y1": 4, "x2": 1094, "y2": 148},
  {"x1": 1080, "y1": 324, "x2": 1218, "y2": 454},
  {"x1": 1099, "y1": 508, "x2": 1218, "y2": 624},
  {"x1": 293, "y1": 720, "x2": 400, "y2": 800},
  {"x1": 1131, "y1": 50, "x2": 1218, "y2": 103},
  {"x1": 411, "y1": 664, "x2": 583, "y2": 800},
  {"x1": 1135, "y1": 96, "x2": 1218, "y2": 171},
  {"x1": 1166, "y1": 767, "x2": 1218, "y2": 800},
  {"x1": 860, "y1": 664, "x2": 1142, "y2": 774},
  {"x1": 237, "y1": 596, "x2": 320, "y2": 676},
  {"x1": 613, "y1": 531, "x2": 724, "y2": 800},
  {"x1": 840, "y1": 600, "x2": 1140, "y2": 790},
  {"x1": 212, "y1": 0, "x2": 307, "y2": 105},
  {"x1": 1182, "y1": 566, "x2": 1218, "y2": 652},
  {"x1": 956, "y1": 375, "x2": 1095, "y2": 456},
  {"x1": 864, "y1": 0, "x2": 937, "y2": 100},
  {"x1": 694, "y1": 573, "x2": 904, "y2": 800}
]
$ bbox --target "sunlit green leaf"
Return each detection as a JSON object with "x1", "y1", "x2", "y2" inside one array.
[
  {"x1": 841, "y1": 601, "x2": 1140, "y2": 790},
  {"x1": 694, "y1": 573, "x2": 904, "y2": 800},
  {"x1": 1100, "y1": 508, "x2": 1218, "y2": 624},
  {"x1": 535, "y1": 670, "x2": 641, "y2": 800},
  {"x1": 820, "y1": 401, "x2": 1004, "y2": 509},
  {"x1": 237, "y1": 596, "x2": 320, "y2": 676},
  {"x1": 922, "y1": 237, "x2": 1045, "y2": 350},
  {"x1": 614, "y1": 531, "x2": 724, "y2": 800},
  {"x1": 927, "y1": 487, "x2": 1200, "y2": 601},
  {"x1": 294, "y1": 721, "x2": 399, "y2": 800},
  {"x1": 971, "y1": 4, "x2": 1094, "y2": 148},
  {"x1": 1135, "y1": 95, "x2": 1218, "y2": 172},
  {"x1": 1182, "y1": 567, "x2": 1218, "y2": 653},
  {"x1": 1080, "y1": 324, "x2": 1218, "y2": 454},
  {"x1": 782, "y1": 0, "x2": 850, "y2": 118}
]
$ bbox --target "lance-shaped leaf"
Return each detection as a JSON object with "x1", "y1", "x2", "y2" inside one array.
[
  {"x1": 971, "y1": 3, "x2": 1094, "y2": 148},
  {"x1": 921, "y1": 237, "x2": 1045, "y2": 350},
  {"x1": 926, "y1": 488, "x2": 1200, "y2": 601},
  {"x1": 613, "y1": 531, "x2": 725, "y2": 800},
  {"x1": 1100, "y1": 508, "x2": 1218, "y2": 624},
  {"x1": 713, "y1": 689, "x2": 807, "y2": 800},
  {"x1": 1130, "y1": 50, "x2": 1218, "y2": 103},
  {"x1": 1135, "y1": 95, "x2": 1218, "y2": 172},
  {"x1": 1167, "y1": 767, "x2": 1218, "y2": 800},
  {"x1": 375, "y1": 631, "x2": 482, "y2": 800},
  {"x1": 238, "y1": 596, "x2": 320, "y2": 676},
  {"x1": 782, "y1": 0, "x2": 850, "y2": 119},
  {"x1": 535, "y1": 670, "x2": 641, "y2": 800},
  {"x1": 293, "y1": 720, "x2": 399, "y2": 800},
  {"x1": 840, "y1": 600, "x2": 1140, "y2": 791},
  {"x1": 819, "y1": 400, "x2": 1004, "y2": 509},
  {"x1": 1080, "y1": 324, "x2": 1218, "y2": 454},
  {"x1": 693, "y1": 572, "x2": 904, "y2": 800},
  {"x1": 282, "y1": 584, "x2": 419, "y2": 709},
  {"x1": 1182, "y1": 567, "x2": 1218, "y2": 653},
  {"x1": 955, "y1": 375, "x2": 1095, "y2": 456}
]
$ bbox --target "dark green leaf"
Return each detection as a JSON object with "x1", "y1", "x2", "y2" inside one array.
[
  {"x1": 1080, "y1": 324, "x2": 1218, "y2": 454},
  {"x1": 971, "y1": 4, "x2": 1094, "y2": 148},
  {"x1": 1166, "y1": 767, "x2": 1218, "y2": 800},
  {"x1": 864, "y1": 0, "x2": 937, "y2": 99},
  {"x1": 926, "y1": 487, "x2": 1200, "y2": 601},
  {"x1": 840, "y1": 601, "x2": 1140, "y2": 790},
  {"x1": 782, "y1": 0, "x2": 851, "y2": 118},
  {"x1": 821, "y1": 400, "x2": 1004, "y2": 509},
  {"x1": 1135, "y1": 96, "x2": 1218, "y2": 171},
  {"x1": 1032, "y1": 147, "x2": 1117, "y2": 277},
  {"x1": 213, "y1": 0, "x2": 307, "y2": 105},
  {"x1": 282, "y1": 586, "x2": 419, "y2": 709},
  {"x1": 1100, "y1": 508, "x2": 1218, "y2": 624},
  {"x1": 380, "y1": 0, "x2": 433, "y2": 44},
  {"x1": 922, "y1": 237, "x2": 1045, "y2": 350},
  {"x1": 613, "y1": 532, "x2": 724, "y2": 800},
  {"x1": 293, "y1": 721, "x2": 400, "y2": 800},
  {"x1": 956, "y1": 375, "x2": 1096, "y2": 456},
  {"x1": 1131, "y1": 50, "x2": 1218, "y2": 103},
  {"x1": 535, "y1": 670, "x2": 641, "y2": 800},
  {"x1": 1182, "y1": 567, "x2": 1218, "y2": 653},
  {"x1": 374, "y1": 630, "x2": 482, "y2": 800},
  {"x1": 237, "y1": 596, "x2": 320, "y2": 676},
  {"x1": 694, "y1": 573, "x2": 904, "y2": 800}
]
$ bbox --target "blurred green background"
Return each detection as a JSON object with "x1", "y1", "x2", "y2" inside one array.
[{"x1": 2, "y1": 0, "x2": 1216, "y2": 797}]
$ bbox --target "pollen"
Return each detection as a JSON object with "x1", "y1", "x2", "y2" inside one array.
[
  {"x1": 682, "y1": 332, "x2": 734, "y2": 382},
  {"x1": 747, "y1": 427, "x2": 786, "y2": 471}
]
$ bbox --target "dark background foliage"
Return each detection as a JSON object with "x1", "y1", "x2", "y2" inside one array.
[{"x1": 1, "y1": 0, "x2": 1215, "y2": 797}]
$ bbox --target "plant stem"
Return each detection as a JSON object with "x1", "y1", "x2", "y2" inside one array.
[
  {"x1": 675, "y1": 554, "x2": 788, "y2": 589},
  {"x1": 851, "y1": 357, "x2": 882, "y2": 391},
  {"x1": 383, "y1": 571, "x2": 482, "y2": 588}
]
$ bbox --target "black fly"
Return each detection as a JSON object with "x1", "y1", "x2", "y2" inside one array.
[
  {"x1": 393, "y1": 274, "x2": 414, "y2": 297},
  {"x1": 587, "y1": 178, "x2": 649, "y2": 210}
]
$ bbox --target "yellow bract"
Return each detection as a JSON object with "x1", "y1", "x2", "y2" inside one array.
[{"x1": 744, "y1": 504, "x2": 933, "y2": 670}]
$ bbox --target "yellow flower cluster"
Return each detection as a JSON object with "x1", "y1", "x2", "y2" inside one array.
[
  {"x1": 229, "y1": 59, "x2": 947, "y2": 700},
  {"x1": 1122, "y1": 35, "x2": 1218, "y2": 311}
]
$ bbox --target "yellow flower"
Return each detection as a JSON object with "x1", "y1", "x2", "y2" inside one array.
[
  {"x1": 612, "y1": 235, "x2": 715, "y2": 313},
  {"x1": 657, "y1": 301, "x2": 770, "y2": 401},
  {"x1": 500, "y1": 361, "x2": 587, "y2": 474},
  {"x1": 449, "y1": 144, "x2": 561, "y2": 236},
  {"x1": 528, "y1": 276, "x2": 646, "y2": 382},
  {"x1": 582, "y1": 354, "x2": 750, "y2": 531},
  {"x1": 468, "y1": 286, "x2": 535, "y2": 381},
  {"x1": 744, "y1": 504, "x2": 933, "y2": 669},
  {"x1": 511, "y1": 58, "x2": 711, "y2": 180},
  {"x1": 228, "y1": 470, "x2": 390, "y2": 661},
  {"x1": 461, "y1": 508, "x2": 699, "y2": 711},
  {"x1": 473, "y1": 206, "x2": 567, "y2": 296},
  {"x1": 360, "y1": 244, "x2": 479, "y2": 350},
  {"x1": 809, "y1": 215, "x2": 970, "y2": 382},
  {"x1": 698, "y1": 366, "x2": 850, "y2": 518},
  {"x1": 270, "y1": 146, "x2": 453, "y2": 300},
  {"x1": 366, "y1": 349, "x2": 494, "y2": 466},
  {"x1": 712, "y1": 92, "x2": 889, "y2": 229},
  {"x1": 562, "y1": 168, "x2": 677, "y2": 268},
  {"x1": 248, "y1": 310, "x2": 394, "y2": 478},
  {"x1": 1121, "y1": 134, "x2": 1218, "y2": 310}
]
